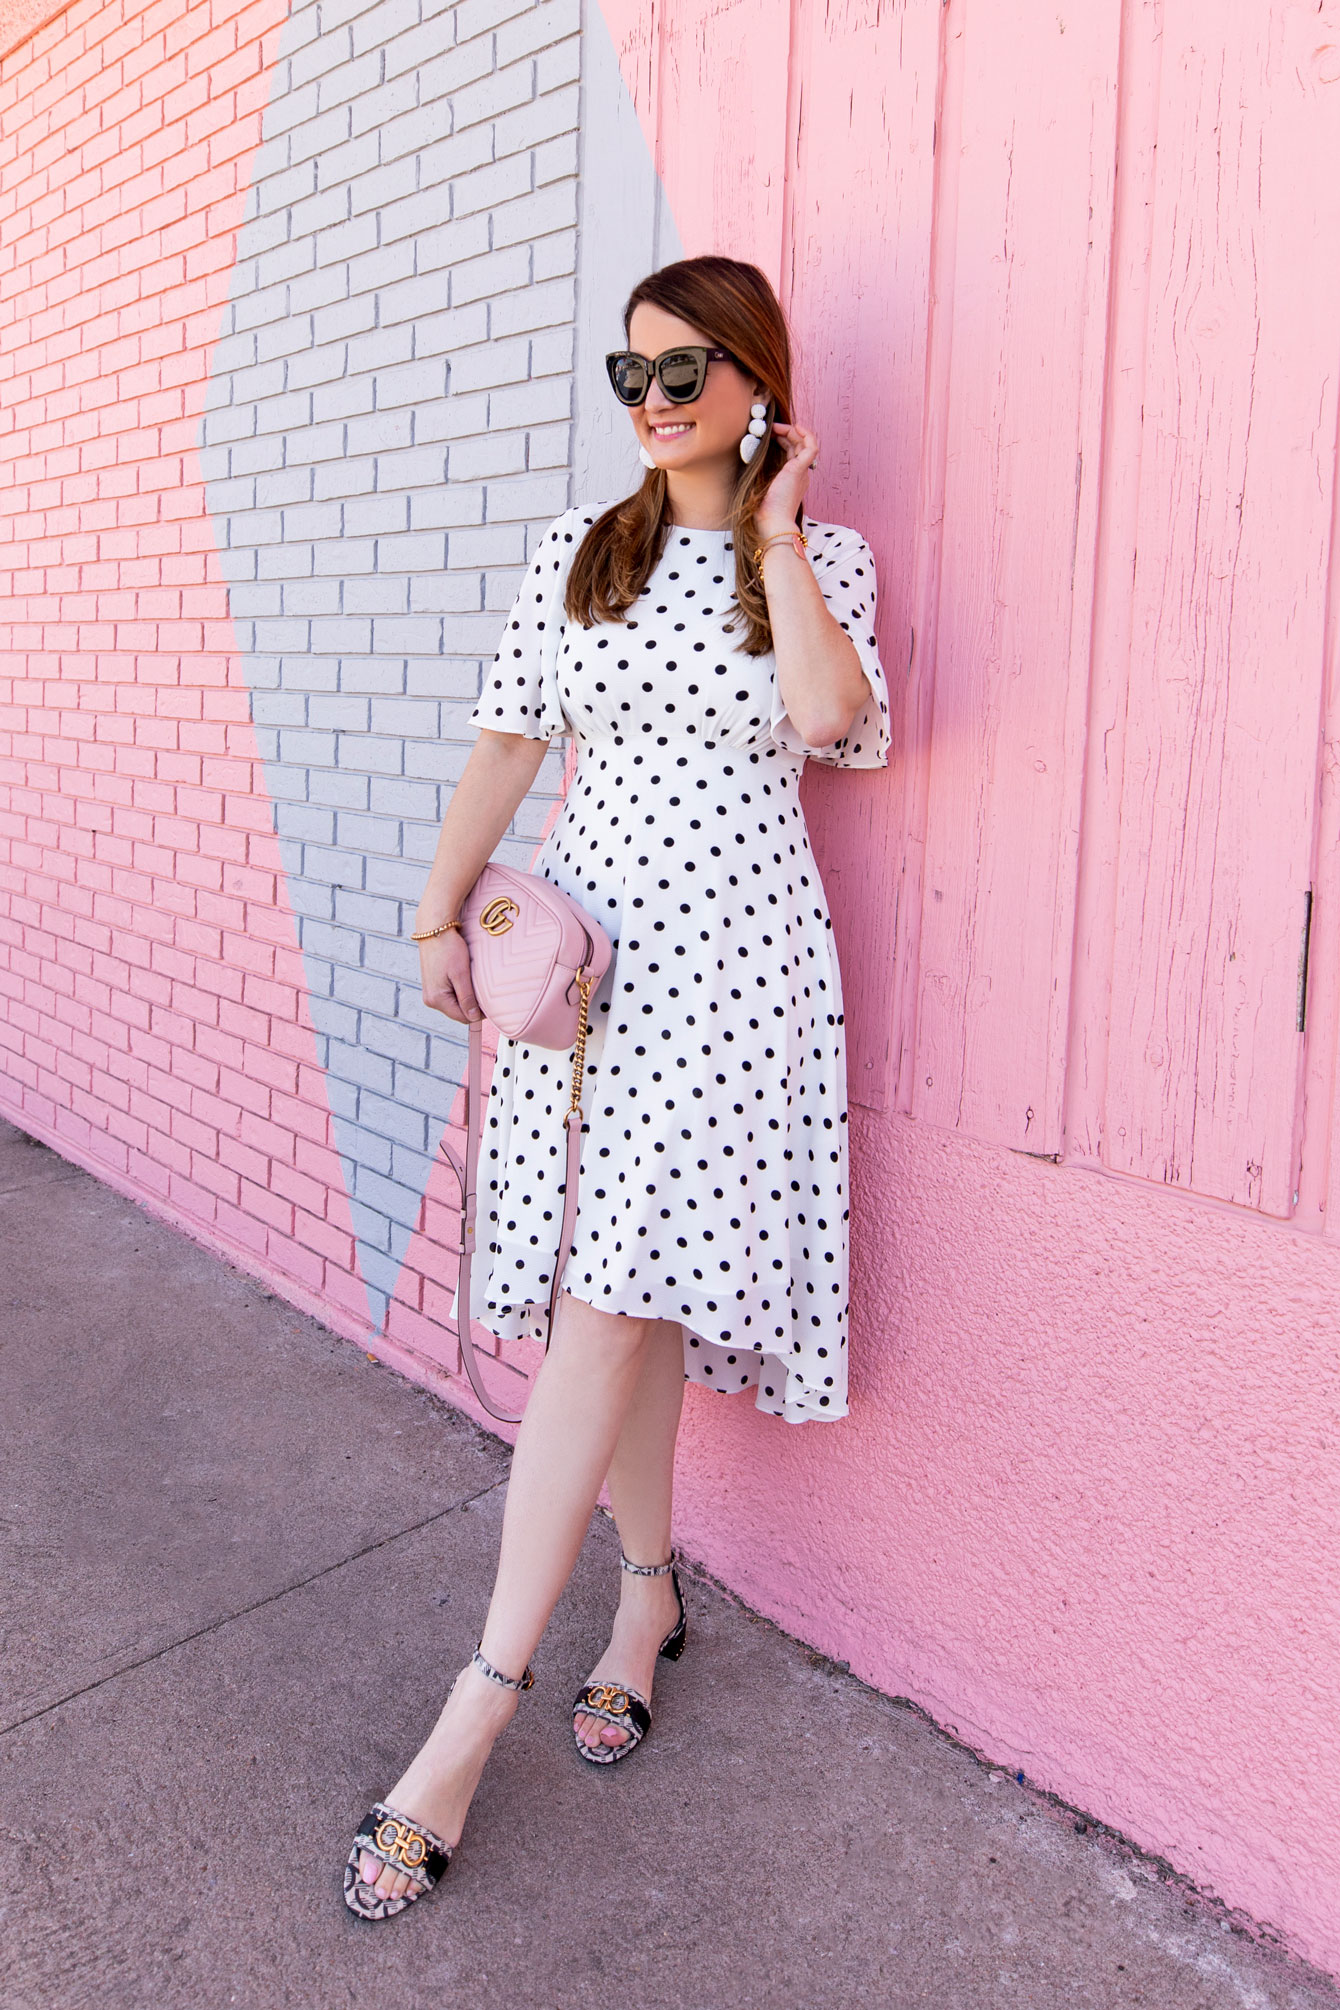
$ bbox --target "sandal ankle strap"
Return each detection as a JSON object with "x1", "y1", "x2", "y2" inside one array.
[
  {"x1": 620, "y1": 1550, "x2": 676, "y2": 1577},
  {"x1": 471, "y1": 1646, "x2": 535, "y2": 1691}
]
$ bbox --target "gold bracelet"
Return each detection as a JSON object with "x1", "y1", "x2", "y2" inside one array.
[
  {"x1": 410, "y1": 917, "x2": 462, "y2": 942},
  {"x1": 753, "y1": 529, "x2": 809, "y2": 568}
]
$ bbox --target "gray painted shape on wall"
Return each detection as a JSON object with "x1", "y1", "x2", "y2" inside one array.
[
  {"x1": 572, "y1": 0, "x2": 683, "y2": 503},
  {"x1": 198, "y1": 0, "x2": 676, "y2": 1327},
  {"x1": 200, "y1": 0, "x2": 579, "y2": 1323}
]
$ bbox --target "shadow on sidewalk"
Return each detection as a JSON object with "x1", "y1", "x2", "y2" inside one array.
[{"x1": 2, "y1": 1115, "x2": 1336, "y2": 2010}]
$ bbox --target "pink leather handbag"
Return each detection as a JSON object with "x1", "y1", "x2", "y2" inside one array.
[{"x1": 438, "y1": 862, "x2": 613, "y2": 1423}]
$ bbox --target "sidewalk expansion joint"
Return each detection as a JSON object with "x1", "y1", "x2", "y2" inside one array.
[
  {"x1": 0, "y1": 1171, "x2": 87, "y2": 1198},
  {"x1": 0, "y1": 1473, "x2": 508, "y2": 1738}
]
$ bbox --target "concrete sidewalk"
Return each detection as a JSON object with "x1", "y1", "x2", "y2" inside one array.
[{"x1": 2, "y1": 1112, "x2": 1335, "y2": 2010}]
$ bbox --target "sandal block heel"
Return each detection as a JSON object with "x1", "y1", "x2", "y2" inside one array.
[
  {"x1": 571, "y1": 1552, "x2": 686, "y2": 1766},
  {"x1": 657, "y1": 1579, "x2": 687, "y2": 1661}
]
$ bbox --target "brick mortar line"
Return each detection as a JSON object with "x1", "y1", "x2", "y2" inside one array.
[{"x1": 0, "y1": 1472, "x2": 508, "y2": 1738}]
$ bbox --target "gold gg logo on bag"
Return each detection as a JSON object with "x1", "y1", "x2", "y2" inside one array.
[{"x1": 480, "y1": 895, "x2": 520, "y2": 936}]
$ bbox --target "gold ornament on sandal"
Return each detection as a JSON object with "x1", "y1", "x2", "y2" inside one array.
[
  {"x1": 584, "y1": 1684, "x2": 630, "y2": 1714},
  {"x1": 373, "y1": 1817, "x2": 428, "y2": 1869}
]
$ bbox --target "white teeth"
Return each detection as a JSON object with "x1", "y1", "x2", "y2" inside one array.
[{"x1": 651, "y1": 423, "x2": 693, "y2": 437}]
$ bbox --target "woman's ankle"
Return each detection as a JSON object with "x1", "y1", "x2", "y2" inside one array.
[
  {"x1": 617, "y1": 1570, "x2": 679, "y2": 1625},
  {"x1": 448, "y1": 1659, "x2": 524, "y2": 1728},
  {"x1": 471, "y1": 1640, "x2": 534, "y2": 1690}
]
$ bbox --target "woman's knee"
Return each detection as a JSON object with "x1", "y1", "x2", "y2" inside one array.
[{"x1": 554, "y1": 1293, "x2": 657, "y2": 1356}]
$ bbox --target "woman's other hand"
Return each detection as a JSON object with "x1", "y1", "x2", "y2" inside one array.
[
  {"x1": 756, "y1": 421, "x2": 819, "y2": 538},
  {"x1": 410, "y1": 728, "x2": 549, "y2": 1025},
  {"x1": 419, "y1": 929, "x2": 483, "y2": 1025}
]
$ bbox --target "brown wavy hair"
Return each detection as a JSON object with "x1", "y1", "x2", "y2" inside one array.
[{"x1": 564, "y1": 255, "x2": 795, "y2": 656}]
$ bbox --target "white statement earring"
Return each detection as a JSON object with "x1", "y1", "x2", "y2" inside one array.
[
  {"x1": 739, "y1": 402, "x2": 769, "y2": 464},
  {"x1": 639, "y1": 444, "x2": 658, "y2": 470}
]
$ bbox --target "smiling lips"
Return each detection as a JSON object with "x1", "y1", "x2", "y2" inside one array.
[{"x1": 649, "y1": 421, "x2": 694, "y2": 439}]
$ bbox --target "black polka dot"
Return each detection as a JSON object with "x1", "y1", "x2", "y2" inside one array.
[{"x1": 462, "y1": 506, "x2": 888, "y2": 1419}]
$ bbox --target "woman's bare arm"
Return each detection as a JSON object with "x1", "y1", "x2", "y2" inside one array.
[
  {"x1": 414, "y1": 727, "x2": 551, "y2": 1024},
  {"x1": 756, "y1": 422, "x2": 868, "y2": 748},
  {"x1": 762, "y1": 539, "x2": 868, "y2": 747}
]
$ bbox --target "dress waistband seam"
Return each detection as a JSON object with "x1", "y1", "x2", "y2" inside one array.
[{"x1": 573, "y1": 737, "x2": 799, "y2": 759}]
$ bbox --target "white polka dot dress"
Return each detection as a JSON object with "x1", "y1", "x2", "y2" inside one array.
[{"x1": 463, "y1": 504, "x2": 890, "y2": 1422}]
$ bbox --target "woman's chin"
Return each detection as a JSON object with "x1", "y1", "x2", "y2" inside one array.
[{"x1": 640, "y1": 436, "x2": 731, "y2": 475}]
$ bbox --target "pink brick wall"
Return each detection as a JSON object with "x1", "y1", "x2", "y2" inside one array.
[{"x1": 0, "y1": 0, "x2": 368, "y2": 1314}]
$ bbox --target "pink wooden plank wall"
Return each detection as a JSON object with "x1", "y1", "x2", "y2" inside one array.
[
  {"x1": 599, "y1": 0, "x2": 1340, "y2": 1227},
  {"x1": 594, "y1": 0, "x2": 1340, "y2": 1975},
  {"x1": 1101, "y1": 1, "x2": 1340, "y2": 1216}
]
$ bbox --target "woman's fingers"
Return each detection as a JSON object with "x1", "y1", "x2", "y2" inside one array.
[
  {"x1": 417, "y1": 937, "x2": 461, "y2": 1019},
  {"x1": 772, "y1": 421, "x2": 820, "y2": 466},
  {"x1": 765, "y1": 424, "x2": 820, "y2": 506},
  {"x1": 419, "y1": 933, "x2": 483, "y2": 1023},
  {"x1": 444, "y1": 936, "x2": 483, "y2": 1021}
]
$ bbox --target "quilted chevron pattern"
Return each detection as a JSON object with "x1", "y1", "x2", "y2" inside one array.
[
  {"x1": 462, "y1": 864, "x2": 613, "y2": 1045},
  {"x1": 466, "y1": 896, "x2": 563, "y2": 1038}
]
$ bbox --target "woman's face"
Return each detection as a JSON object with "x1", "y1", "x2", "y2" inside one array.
[{"x1": 625, "y1": 302, "x2": 761, "y2": 475}]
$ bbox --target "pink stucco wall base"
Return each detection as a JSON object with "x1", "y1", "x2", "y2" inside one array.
[{"x1": 670, "y1": 1109, "x2": 1340, "y2": 1970}]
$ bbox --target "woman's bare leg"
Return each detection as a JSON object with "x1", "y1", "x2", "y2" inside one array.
[
  {"x1": 358, "y1": 1294, "x2": 657, "y2": 1902},
  {"x1": 574, "y1": 1320, "x2": 686, "y2": 1753}
]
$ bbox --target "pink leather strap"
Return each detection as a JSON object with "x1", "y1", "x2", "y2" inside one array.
[{"x1": 442, "y1": 1017, "x2": 582, "y2": 1425}]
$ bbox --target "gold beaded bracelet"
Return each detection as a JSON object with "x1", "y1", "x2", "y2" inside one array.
[
  {"x1": 753, "y1": 529, "x2": 809, "y2": 568},
  {"x1": 409, "y1": 917, "x2": 462, "y2": 943}
]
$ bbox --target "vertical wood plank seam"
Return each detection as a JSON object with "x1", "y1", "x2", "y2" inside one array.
[
  {"x1": 1292, "y1": 335, "x2": 1340, "y2": 1236},
  {"x1": 778, "y1": 0, "x2": 803, "y2": 311},
  {"x1": 1060, "y1": 0, "x2": 1163, "y2": 1171},
  {"x1": 1042, "y1": 56, "x2": 1124, "y2": 1157},
  {"x1": 891, "y1": 0, "x2": 964, "y2": 1114}
]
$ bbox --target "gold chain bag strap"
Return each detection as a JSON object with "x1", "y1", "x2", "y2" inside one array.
[{"x1": 433, "y1": 864, "x2": 613, "y2": 1423}]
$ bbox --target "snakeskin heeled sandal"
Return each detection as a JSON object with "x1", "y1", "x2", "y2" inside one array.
[
  {"x1": 571, "y1": 1552, "x2": 686, "y2": 1767},
  {"x1": 343, "y1": 1647, "x2": 535, "y2": 1919}
]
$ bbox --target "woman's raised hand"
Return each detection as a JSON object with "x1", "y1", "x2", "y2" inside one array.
[
  {"x1": 756, "y1": 421, "x2": 820, "y2": 538},
  {"x1": 419, "y1": 931, "x2": 483, "y2": 1025}
]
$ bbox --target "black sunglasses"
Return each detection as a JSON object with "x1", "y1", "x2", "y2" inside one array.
[{"x1": 605, "y1": 346, "x2": 736, "y2": 407}]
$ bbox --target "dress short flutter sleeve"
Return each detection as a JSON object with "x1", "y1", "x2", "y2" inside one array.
[
  {"x1": 470, "y1": 506, "x2": 591, "y2": 741},
  {"x1": 767, "y1": 519, "x2": 891, "y2": 768}
]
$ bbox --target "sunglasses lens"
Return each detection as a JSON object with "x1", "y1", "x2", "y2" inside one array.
[
  {"x1": 611, "y1": 354, "x2": 649, "y2": 405},
  {"x1": 657, "y1": 351, "x2": 704, "y2": 401}
]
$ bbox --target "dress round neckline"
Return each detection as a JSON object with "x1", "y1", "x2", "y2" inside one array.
[{"x1": 663, "y1": 517, "x2": 814, "y2": 543}]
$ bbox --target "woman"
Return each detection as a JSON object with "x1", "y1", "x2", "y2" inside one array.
[{"x1": 344, "y1": 254, "x2": 889, "y2": 1919}]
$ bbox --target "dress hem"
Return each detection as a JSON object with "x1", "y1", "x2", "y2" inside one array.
[{"x1": 458, "y1": 1276, "x2": 848, "y2": 1425}]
